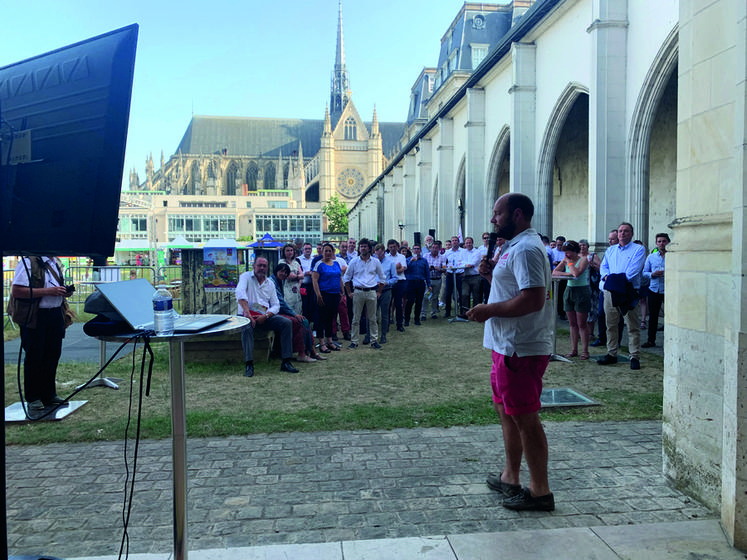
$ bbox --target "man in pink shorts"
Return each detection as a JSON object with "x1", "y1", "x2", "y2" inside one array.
[{"x1": 466, "y1": 193, "x2": 555, "y2": 512}]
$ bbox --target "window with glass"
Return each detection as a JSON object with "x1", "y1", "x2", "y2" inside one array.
[
  {"x1": 344, "y1": 117, "x2": 357, "y2": 140},
  {"x1": 471, "y1": 44, "x2": 489, "y2": 69}
]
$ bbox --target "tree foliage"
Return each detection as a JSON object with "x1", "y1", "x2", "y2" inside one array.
[{"x1": 322, "y1": 194, "x2": 349, "y2": 233}]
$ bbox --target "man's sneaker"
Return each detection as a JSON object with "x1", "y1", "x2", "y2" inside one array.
[
  {"x1": 380, "y1": 335, "x2": 387, "y2": 344},
  {"x1": 598, "y1": 354, "x2": 618, "y2": 365},
  {"x1": 630, "y1": 358, "x2": 641, "y2": 370},
  {"x1": 244, "y1": 363, "x2": 255, "y2": 377},
  {"x1": 486, "y1": 473, "x2": 522, "y2": 497},
  {"x1": 348, "y1": 343, "x2": 358, "y2": 349},
  {"x1": 420, "y1": 314, "x2": 426, "y2": 321},
  {"x1": 502, "y1": 488, "x2": 555, "y2": 512},
  {"x1": 27, "y1": 400, "x2": 45, "y2": 413},
  {"x1": 362, "y1": 336, "x2": 371, "y2": 345},
  {"x1": 343, "y1": 332, "x2": 352, "y2": 341},
  {"x1": 641, "y1": 341, "x2": 656, "y2": 348},
  {"x1": 370, "y1": 342, "x2": 382, "y2": 350},
  {"x1": 404, "y1": 321, "x2": 410, "y2": 327},
  {"x1": 431, "y1": 314, "x2": 438, "y2": 320},
  {"x1": 590, "y1": 339, "x2": 605, "y2": 347},
  {"x1": 414, "y1": 320, "x2": 421, "y2": 326}
]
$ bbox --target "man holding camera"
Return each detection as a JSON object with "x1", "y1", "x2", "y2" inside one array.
[{"x1": 11, "y1": 256, "x2": 73, "y2": 412}]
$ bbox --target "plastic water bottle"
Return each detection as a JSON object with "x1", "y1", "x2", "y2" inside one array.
[{"x1": 153, "y1": 285, "x2": 174, "y2": 336}]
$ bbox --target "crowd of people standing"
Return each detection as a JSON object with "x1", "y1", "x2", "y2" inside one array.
[{"x1": 548, "y1": 225, "x2": 669, "y2": 370}]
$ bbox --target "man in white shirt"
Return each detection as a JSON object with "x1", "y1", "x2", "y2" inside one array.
[
  {"x1": 236, "y1": 257, "x2": 299, "y2": 377},
  {"x1": 347, "y1": 238, "x2": 358, "y2": 260},
  {"x1": 444, "y1": 236, "x2": 465, "y2": 318},
  {"x1": 387, "y1": 239, "x2": 407, "y2": 331},
  {"x1": 298, "y1": 242, "x2": 315, "y2": 320},
  {"x1": 599, "y1": 222, "x2": 647, "y2": 369},
  {"x1": 461, "y1": 236, "x2": 482, "y2": 310},
  {"x1": 424, "y1": 241, "x2": 447, "y2": 318},
  {"x1": 11, "y1": 256, "x2": 72, "y2": 412},
  {"x1": 467, "y1": 193, "x2": 555, "y2": 512},
  {"x1": 343, "y1": 238, "x2": 385, "y2": 349}
]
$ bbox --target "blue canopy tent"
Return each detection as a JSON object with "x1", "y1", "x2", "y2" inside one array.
[
  {"x1": 247, "y1": 233, "x2": 285, "y2": 248},
  {"x1": 247, "y1": 233, "x2": 284, "y2": 270}
]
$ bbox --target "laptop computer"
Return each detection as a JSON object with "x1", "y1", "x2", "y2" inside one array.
[{"x1": 95, "y1": 279, "x2": 229, "y2": 333}]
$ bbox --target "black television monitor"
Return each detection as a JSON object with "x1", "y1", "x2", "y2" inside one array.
[{"x1": 0, "y1": 24, "x2": 138, "y2": 258}]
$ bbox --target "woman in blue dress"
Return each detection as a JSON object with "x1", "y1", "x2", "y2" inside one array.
[{"x1": 311, "y1": 243, "x2": 344, "y2": 353}]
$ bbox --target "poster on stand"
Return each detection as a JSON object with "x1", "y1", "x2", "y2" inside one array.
[{"x1": 203, "y1": 247, "x2": 239, "y2": 292}]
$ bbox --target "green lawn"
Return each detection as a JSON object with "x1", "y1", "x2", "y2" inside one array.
[{"x1": 4, "y1": 320, "x2": 663, "y2": 445}]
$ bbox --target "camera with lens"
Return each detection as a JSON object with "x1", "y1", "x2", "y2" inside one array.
[{"x1": 65, "y1": 284, "x2": 76, "y2": 295}]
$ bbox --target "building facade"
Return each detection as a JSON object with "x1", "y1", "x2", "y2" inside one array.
[{"x1": 122, "y1": 1, "x2": 404, "y2": 246}]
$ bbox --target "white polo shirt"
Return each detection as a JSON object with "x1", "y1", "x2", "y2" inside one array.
[{"x1": 483, "y1": 228, "x2": 553, "y2": 357}]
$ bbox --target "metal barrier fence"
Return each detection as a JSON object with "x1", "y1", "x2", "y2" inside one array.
[{"x1": 3, "y1": 263, "x2": 239, "y2": 324}]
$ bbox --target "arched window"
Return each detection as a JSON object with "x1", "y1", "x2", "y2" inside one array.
[
  {"x1": 264, "y1": 162, "x2": 276, "y2": 189},
  {"x1": 225, "y1": 161, "x2": 239, "y2": 196},
  {"x1": 246, "y1": 162, "x2": 258, "y2": 191},
  {"x1": 344, "y1": 117, "x2": 357, "y2": 140}
]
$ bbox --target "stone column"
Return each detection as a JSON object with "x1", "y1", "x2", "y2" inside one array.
[
  {"x1": 392, "y1": 165, "x2": 405, "y2": 242},
  {"x1": 465, "y1": 87, "x2": 487, "y2": 237},
  {"x1": 509, "y1": 43, "x2": 539, "y2": 228},
  {"x1": 587, "y1": 0, "x2": 628, "y2": 241},
  {"x1": 417, "y1": 138, "x2": 433, "y2": 237},
  {"x1": 376, "y1": 181, "x2": 386, "y2": 243},
  {"x1": 437, "y1": 117, "x2": 455, "y2": 238},
  {"x1": 667, "y1": 0, "x2": 747, "y2": 549},
  {"x1": 403, "y1": 151, "x2": 417, "y2": 241},
  {"x1": 383, "y1": 174, "x2": 395, "y2": 242}
]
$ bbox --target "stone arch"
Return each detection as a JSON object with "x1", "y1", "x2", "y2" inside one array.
[
  {"x1": 536, "y1": 82, "x2": 590, "y2": 238},
  {"x1": 486, "y1": 125, "x2": 511, "y2": 205},
  {"x1": 627, "y1": 25, "x2": 678, "y2": 246}
]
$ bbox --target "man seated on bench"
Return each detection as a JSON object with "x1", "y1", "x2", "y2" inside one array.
[{"x1": 236, "y1": 257, "x2": 299, "y2": 377}]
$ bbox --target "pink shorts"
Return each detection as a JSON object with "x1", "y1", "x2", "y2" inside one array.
[{"x1": 491, "y1": 351, "x2": 550, "y2": 416}]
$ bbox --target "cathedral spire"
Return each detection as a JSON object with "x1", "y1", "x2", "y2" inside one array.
[
  {"x1": 371, "y1": 106, "x2": 379, "y2": 136},
  {"x1": 324, "y1": 104, "x2": 332, "y2": 135},
  {"x1": 330, "y1": 0, "x2": 350, "y2": 117}
]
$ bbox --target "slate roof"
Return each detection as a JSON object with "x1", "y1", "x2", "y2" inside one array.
[{"x1": 175, "y1": 115, "x2": 405, "y2": 159}]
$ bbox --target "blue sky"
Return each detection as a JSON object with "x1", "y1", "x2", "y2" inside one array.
[{"x1": 1, "y1": 0, "x2": 508, "y2": 187}]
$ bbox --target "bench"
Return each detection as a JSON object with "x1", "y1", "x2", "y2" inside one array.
[{"x1": 183, "y1": 329, "x2": 274, "y2": 364}]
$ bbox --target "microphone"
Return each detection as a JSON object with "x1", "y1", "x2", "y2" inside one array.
[{"x1": 486, "y1": 232, "x2": 499, "y2": 260}]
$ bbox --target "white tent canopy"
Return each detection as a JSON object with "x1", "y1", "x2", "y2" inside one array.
[
  {"x1": 114, "y1": 239, "x2": 151, "y2": 252},
  {"x1": 164, "y1": 235, "x2": 194, "y2": 248},
  {"x1": 202, "y1": 238, "x2": 241, "y2": 248}
]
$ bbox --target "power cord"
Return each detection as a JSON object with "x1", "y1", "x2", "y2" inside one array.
[{"x1": 118, "y1": 334, "x2": 154, "y2": 560}]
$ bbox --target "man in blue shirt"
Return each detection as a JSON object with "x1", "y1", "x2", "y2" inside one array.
[
  {"x1": 404, "y1": 243, "x2": 431, "y2": 326},
  {"x1": 373, "y1": 243, "x2": 397, "y2": 343},
  {"x1": 598, "y1": 222, "x2": 647, "y2": 370},
  {"x1": 641, "y1": 232, "x2": 669, "y2": 348}
]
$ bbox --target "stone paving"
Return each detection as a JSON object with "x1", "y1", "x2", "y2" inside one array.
[{"x1": 6, "y1": 421, "x2": 714, "y2": 558}]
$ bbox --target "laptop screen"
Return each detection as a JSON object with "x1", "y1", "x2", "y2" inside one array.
[{"x1": 95, "y1": 278, "x2": 157, "y2": 330}]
